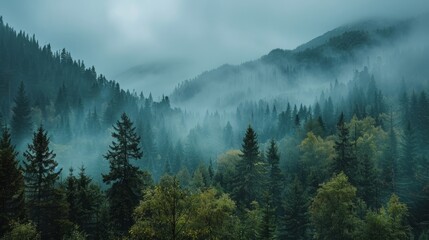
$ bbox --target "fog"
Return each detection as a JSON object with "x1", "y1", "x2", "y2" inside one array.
[{"x1": 1, "y1": 0, "x2": 428, "y2": 98}]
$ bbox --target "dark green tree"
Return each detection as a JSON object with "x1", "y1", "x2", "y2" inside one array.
[
  {"x1": 23, "y1": 126, "x2": 71, "y2": 239},
  {"x1": 332, "y1": 112, "x2": 357, "y2": 185},
  {"x1": 11, "y1": 81, "x2": 32, "y2": 146},
  {"x1": 279, "y1": 177, "x2": 308, "y2": 240},
  {"x1": 232, "y1": 125, "x2": 261, "y2": 209},
  {"x1": 102, "y1": 112, "x2": 144, "y2": 236},
  {"x1": 0, "y1": 126, "x2": 25, "y2": 236},
  {"x1": 266, "y1": 139, "x2": 283, "y2": 218},
  {"x1": 259, "y1": 191, "x2": 275, "y2": 240}
]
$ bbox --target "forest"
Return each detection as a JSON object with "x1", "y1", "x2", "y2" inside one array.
[{"x1": 1, "y1": 13, "x2": 429, "y2": 240}]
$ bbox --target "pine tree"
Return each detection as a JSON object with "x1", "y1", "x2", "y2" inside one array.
[
  {"x1": 75, "y1": 165, "x2": 103, "y2": 239},
  {"x1": 266, "y1": 139, "x2": 283, "y2": 218},
  {"x1": 397, "y1": 121, "x2": 417, "y2": 205},
  {"x1": 102, "y1": 113, "x2": 144, "y2": 236},
  {"x1": 332, "y1": 112, "x2": 357, "y2": 185},
  {"x1": 279, "y1": 177, "x2": 308, "y2": 240},
  {"x1": 65, "y1": 168, "x2": 80, "y2": 226},
  {"x1": 23, "y1": 126, "x2": 70, "y2": 239},
  {"x1": 11, "y1": 81, "x2": 32, "y2": 146},
  {"x1": 0, "y1": 126, "x2": 25, "y2": 236},
  {"x1": 259, "y1": 191, "x2": 275, "y2": 240},
  {"x1": 232, "y1": 125, "x2": 261, "y2": 209}
]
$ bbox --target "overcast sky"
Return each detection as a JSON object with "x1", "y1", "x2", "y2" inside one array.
[{"x1": 1, "y1": 0, "x2": 428, "y2": 93}]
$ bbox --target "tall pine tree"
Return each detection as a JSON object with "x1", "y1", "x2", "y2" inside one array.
[
  {"x1": 102, "y1": 113, "x2": 144, "y2": 236},
  {"x1": 266, "y1": 139, "x2": 283, "y2": 218},
  {"x1": 232, "y1": 125, "x2": 261, "y2": 209},
  {"x1": 0, "y1": 126, "x2": 25, "y2": 236},
  {"x1": 332, "y1": 113, "x2": 357, "y2": 185},
  {"x1": 23, "y1": 126, "x2": 70, "y2": 239}
]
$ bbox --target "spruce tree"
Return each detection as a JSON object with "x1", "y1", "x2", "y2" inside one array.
[
  {"x1": 0, "y1": 126, "x2": 25, "y2": 236},
  {"x1": 259, "y1": 191, "x2": 275, "y2": 240},
  {"x1": 279, "y1": 177, "x2": 308, "y2": 240},
  {"x1": 11, "y1": 81, "x2": 32, "y2": 146},
  {"x1": 332, "y1": 112, "x2": 357, "y2": 185},
  {"x1": 102, "y1": 113, "x2": 143, "y2": 236},
  {"x1": 232, "y1": 125, "x2": 261, "y2": 209},
  {"x1": 266, "y1": 139, "x2": 283, "y2": 218},
  {"x1": 23, "y1": 126, "x2": 70, "y2": 239}
]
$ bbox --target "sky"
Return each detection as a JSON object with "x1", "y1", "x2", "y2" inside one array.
[{"x1": 0, "y1": 0, "x2": 428, "y2": 96}]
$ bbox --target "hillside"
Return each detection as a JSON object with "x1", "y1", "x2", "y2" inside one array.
[{"x1": 170, "y1": 18, "x2": 413, "y2": 110}]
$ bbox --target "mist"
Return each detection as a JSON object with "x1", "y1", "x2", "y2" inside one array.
[{"x1": 1, "y1": 0, "x2": 428, "y2": 99}]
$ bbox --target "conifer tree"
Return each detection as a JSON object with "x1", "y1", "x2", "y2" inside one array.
[
  {"x1": 332, "y1": 112, "x2": 357, "y2": 185},
  {"x1": 266, "y1": 139, "x2": 283, "y2": 217},
  {"x1": 102, "y1": 113, "x2": 144, "y2": 236},
  {"x1": 11, "y1": 81, "x2": 32, "y2": 146},
  {"x1": 232, "y1": 125, "x2": 261, "y2": 209},
  {"x1": 0, "y1": 126, "x2": 25, "y2": 236},
  {"x1": 279, "y1": 177, "x2": 308, "y2": 240},
  {"x1": 259, "y1": 191, "x2": 275, "y2": 240},
  {"x1": 23, "y1": 126, "x2": 70, "y2": 239}
]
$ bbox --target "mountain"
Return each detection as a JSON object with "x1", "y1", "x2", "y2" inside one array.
[{"x1": 170, "y1": 17, "x2": 419, "y2": 110}]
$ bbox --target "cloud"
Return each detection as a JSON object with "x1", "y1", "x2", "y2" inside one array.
[{"x1": 0, "y1": 0, "x2": 428, "y2": 96}]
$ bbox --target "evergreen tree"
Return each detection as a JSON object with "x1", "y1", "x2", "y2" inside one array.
[
  {"x1": 266, "y1": 139, "x2": 283, "y2": 218},
  {"x1": 0, "y1": 126, "x2": 25, "y2": 236},
  {"x1": 102, "y1": 113, "x2": 144, "y2": 236},
  {"x1": 65, "y1": 168, "x2": 79, "y2": 225},
  {"x1": 332, "y1": 112, "x2": 357, "y2": 185},
  {"x1": 23, "y1": 126, "x2": 70, "y2": 239},
  {"x1": 259, "y1": 191, "x2": 275, "y2": 240},
  {"x1": 232, "y1": 125, "x2": 261, "y2": 209},
  {"x1": 279, "y1": 177, "x2": 308, "y2": 240},
  {"x1": 381, "y1": 120, "x2": 398, "y2": 194},
  {"x1": 11, "y1": 81, "x2": 32, "y2": 146}
]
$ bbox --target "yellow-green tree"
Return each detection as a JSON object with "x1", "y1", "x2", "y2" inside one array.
[
  {"x1": 299, "y1": 132, "x2": 335, "y2": 189},
  {"x1": 310, "y1": 172, "x2": 361, "y2": 240},
  {"x1": 360, "y1": 194, "x2": 411, "y2": 240},
  {"x1": 130, "y1": 175, "x2": 191, "y2": 240}
]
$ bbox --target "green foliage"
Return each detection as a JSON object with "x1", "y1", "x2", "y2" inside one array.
[
  {"x1": 130, "y1": 175, "x2": 191, "y2": 240},
  {"x1": 23, "y1": 126, "x2": 72, "y2": 239},
  {"x1": 279, "y1": 177, "x2": 309, "y2": 240},
  {"x1": 266, "y1": 139, "x2": 283, "y2": 217},
  {"x1": 214, "y1": 150, "x2": 241, "y2": 193},
  {"x1": 65, "y1": 166, "x2": 104, "y2": 239},
  {"x1": 102, "y1": 113, "x2": 145, "y2": 236},
  {"x1": 332, "y1": 113, "x2": 358, "y2": 185},
  {"x1": 299, "y1": 132, "x2": 335, "y2": 190},
  {"x1": 310, "y1": 172, "x2": 361, "y2": 240},
  {"x1": 1, "y1": 221, "x2": 40, "y2": 240},
  {"x1": 232, "y1": 126, "x2": 263, "y2": 209},
  {"x1": 0, "y1": 127, "x2": 25, "y2": 236},
  {"x1": 360, "y1": 194, "x2": 411, "y2": 240}
]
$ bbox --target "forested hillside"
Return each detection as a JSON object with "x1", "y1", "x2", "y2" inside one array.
[{"x1": 1, "y1": 15, "x2": 429, "y2": 240}]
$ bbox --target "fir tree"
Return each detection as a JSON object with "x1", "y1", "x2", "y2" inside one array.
[
  {"x1": 279, "y1": 177, "x2": 308, "y2": 240},
  {"x1": 11, "y1": 81, "x2": 32, "y2": 146},
  {"x1": 102, "y1": 113, "x2": 144, "y2": 236},
  {"x1": 232, "y1": 125, "x2": 261, "y2": 209},
  {"x1": 266, "y1": 139, "x2": 283, "y2": 218},
  {"x1": 0, "y1": 126, "x2": 25, "y2": 236},
  {"x1": 23, "y1": 126, "x2": 70, "y2": 239},
  {"x1": 332, "y1": 112, "x2": 357, "y2": 185},
  {"x1": 259, "y1": 191, "x2": 275, "y2": 240}
]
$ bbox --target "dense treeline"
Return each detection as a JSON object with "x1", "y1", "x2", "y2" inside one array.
[{"x1": 1, "y1": 17, "x2": 429, "y2": 239}]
